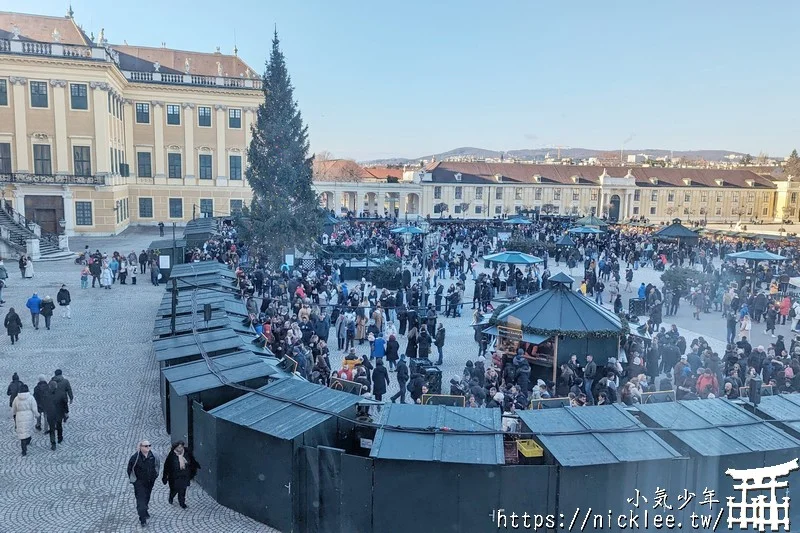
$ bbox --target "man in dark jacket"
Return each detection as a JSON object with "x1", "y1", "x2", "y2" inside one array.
[
  {"x1": 583, "y1": 354, "x2": 597, "y2": 404},
  {"x1": 90, "y1": 260, "x2": 102, "y2": 288},
  {"x1": 418, "y1": 326, "x2": 432, "y2": 360},
  {"x1": 51, "y1": 369, "x2": 73, "y2": 421},
  {"x1": 127, "y1": 440, "x2": 160, "y2": 527},
  {"x1": 42, "y1": 379, "x2": 68, "y2": 449},
  {"x1": 434, "y1": 324, "x2": 446, "y2": 365},
  {"x1": 408, "y1": 372, "x2": 426, "y2": 403},
  {"x1": 390, "y1": 359, "x2": 409, "y2": 403},
  {"x1": 33, "y1": 375, "x2": 48, "y2": 431},
  {"x1": 138, "y1": 250, "x2": 148, "y2": 275},
  {"x1": 371, "y1": 359, "x2": 390, "y2": 401},
  {"x1": 7, "y1": 372, "x2": 21, "y2": 407},
  {"x1": 57, "y1": 285, "x2": 72, "y2": 319}
]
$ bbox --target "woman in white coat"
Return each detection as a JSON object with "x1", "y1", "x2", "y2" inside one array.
[
  {"x1": 100, "y1": 263, "x2": 113, "y2": 289},
  {"x1": 23, "y1": 256, "x2": 34, "y2": 278},
  {"x1": 12, "y1": 383, "x2": 38, "y2": 456},
  {"x1": 739, "y1": 313, "x2": 752, "y2": 341}
]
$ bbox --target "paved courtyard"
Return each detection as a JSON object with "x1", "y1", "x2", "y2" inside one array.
[
  {"x1": 0, "y1": 227, "x2": 778, "y2": 532},
  {"x1": 0, "y1": 227, "x2": 275, "y2": 533}
]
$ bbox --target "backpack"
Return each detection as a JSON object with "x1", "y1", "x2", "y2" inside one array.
[{"x1": 791, "y1": 307, "x2": 797, "y2": 319}]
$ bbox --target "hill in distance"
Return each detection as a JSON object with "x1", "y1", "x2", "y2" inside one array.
[{"x1": 361, "y1": 147, "x2": 748, "y2": 166}]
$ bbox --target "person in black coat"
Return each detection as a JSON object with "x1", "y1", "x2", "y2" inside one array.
[
  {"x1": 127, "y1": 440, "x2": 160, "y2": 527},
  {"x1": 162, "y1": 441, "x2": 200, "y2": 508},
  {"x1": 4, "y1": 307, "x2": 22, "y2": 344},
  {"x1": 390, "y1": 359, "x2": 409, "y2": 403},
  {"x1": 385, "y1": 334, "x2": 400, "y2": 370},
  {"x1": 7, "y1": 372, "x2": 22, "y2": 407},
  {"x1": 408, "y1": 372, "x2": 426, "y2": 403},
  {"x1": 371, "y1": 359, "x2": 390, "y2": 401},
  {"x1": 417, "y1": 326, "x2": 432, "y2": 359},
  {"x1": 42, "y1": 380, "x2": 68, "y2": 449}
]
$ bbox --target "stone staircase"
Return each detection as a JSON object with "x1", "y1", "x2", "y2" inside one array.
[{"x1": 0, "y1": 204, "x2": 63, "y2": 257}]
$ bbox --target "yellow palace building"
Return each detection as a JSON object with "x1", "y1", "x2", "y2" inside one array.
[{"x1": 0, "y1": 9, "x2": 259, "y2": 243}]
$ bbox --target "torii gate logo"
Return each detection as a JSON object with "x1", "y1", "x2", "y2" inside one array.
[{"x1": 726, "y1": 459, "x2": 799, "y2": 531}]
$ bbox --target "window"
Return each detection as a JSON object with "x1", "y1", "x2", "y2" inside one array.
[
  {"x1": 553, "y1": 189, "x2": 561, "y2": 201},
  {"x1": 138, "y1": 197, "x2": 153, "y2": 218},
  {"x1": 455, "y1": 186, "x2": 462, "y2": 200},
  {"x1": 683, "y1": 207, "x2": 690, "y2": 215},
  {"x1": 650, "y1": 206, "x2": 656, "y2": 215},
  {"x1": 715, "y1": 207, "x2": 722, "y2": 216},
  {"x1": 763, "y1": 191, "x2": 771, "y2": 202},
  {"x1": 475, "y1": 187, "x2": 483, "y2": 200},
  {"x1": 684, "y1": 192, "x2": 691, "y2": 203},
  {"x1": 633, "y1": 206, "x2": 640, "y2": 215},
  {"x1": 515, "y1": 206, "x2": 522, "y2": 214},
  {"x1": 633, "y1": 190, "x2": 641, "y2": 201},
  {"x1": 762, "y1": 206, "x2": 769, "y2": 216},
  {"x1": 434, "y1": 186, "x2": 441, "y2": 200},
  {"x1": 667, "y1": 191, "x2": 674, "y2": 202},
  {"x1": 534, "y1": 188, "x2": 542, "y2": 200},
  {"x1": 135, "y1": 103, "x2": 150, "y2": 124},
  {"x1": 199, "y1": 154, "x2": 213, "y2": 179},
  {"x1": 732, "y1": 191, "x2": 739, "y2": 203},
  {"x1": 169, "y1": 198, "x2": 183, "y2": 218},
  {"x1": 33, "y1": 144, "x2": 52, "y2": 175},
  {"x1": 701, "y1": 192, "x2": 708, "y2": 202},
  {"x1": 228, "y1": 108, "x2": 241, "y2": 128},
  {"x1": 0, "y1": 143, "x2": 11, "y2": 172},
  {"x1": 168, "y1": 153, "x2": 182, "y2": 178},
  {"x1": 198, "y1": 106, "x2": 211, "y2": 127},
  {"x1": 515, "y1": 188, "x2": 523, "y2": 201},
  {"x1": 454, "y1": 204, "x2": 461, "y2": 214},
  {"x1": 73, "y1": 146, "x2": 91, "y2": 176},
  {"x1": 0, "y1": 79, "x2": 7, "y2": 106},
  {"x1": 137, "y1": 152, "x2": 152, "y2": 177},
  {"x1": 495, "y1": 206, "x2": 502, "y2": 214},
  {"x1": 75, "y1": 201, "x2": 92, "y2": 225},
  {"x1": 70, "y1": 83, "x2": 87, "y2": 110},
  {"x1": 30, "y1": 81, "x2": 48, "y2": 108},
  {"x1": 229, "y1": 155, "x2": 242, "y2": 180},
  {"x1": 791, "y1": 192, "x2": 798, "y2": 205},
  {"x1": 572, "y1": 188, "x2": 580, "y2": 201},
  {"x1": 747, "y1": 192, "x2": 755, "y2": 202},
  {"x1": 496, "y1": 188, "x2": 503, "y2": 200},
  {"x1": 650, "y1": 191, "x2": 658, "y2": 202},
  {"x1": 200, "y1": 199, "x2": 213, "y2": 216},
  {"x1": 591, "y1": 190, "x2": 598, "y2": 201},
  {"x1": 474, "y1": 205, "x2": 482, "y2": 214},
  {"x1": 716, "y1": 192, "x2": 723, "y2": 203},
  {"x1": 166, "y1": 105, "x2": 181, "y2": 125},
  {"x1": 230, "y1": 199, "x2": 243, "y2": 214}
]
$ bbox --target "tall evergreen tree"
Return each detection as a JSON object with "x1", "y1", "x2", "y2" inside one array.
[
  {"x1": 786, "y1": 149, "x2": 800, "y2": 177},
  {"x1": 241, "y1": 31, "x2": 321, "y2": 262}
]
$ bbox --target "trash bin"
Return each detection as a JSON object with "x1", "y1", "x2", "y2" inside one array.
[{"x1": 629, "y1": 298, "x2": 646, "y2": 316}]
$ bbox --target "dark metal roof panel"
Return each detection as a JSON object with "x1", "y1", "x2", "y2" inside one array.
[
  {"x1": 170, "y1": 262, "x2": 235, "y2": 279},
  {"x1": 171, "y1": 361, "x2": 279, "y2": 396},
  {"x1": 209, "y1": 379, "x2": 361, "y2": 440},
  {"x1": 148, "y1": 238, "x2": 187, "y2": 250},
  {"x1": 162, "y1": 351, "x2": 261, "y2": 382},
  {"x1": 175, "y1": 276, "x2": 237, "y2": 291},
  {"x1": 154, "y1": 329, "x2": 244, "y2": 362},
  {"x1": 519, "y1": 404, "x2": 680, "y2": 466},
  {"x1": 755, "y1": 395, "x2": 800, "y2": 434},
  {"x1": 637, "y1": 399, "x2": 800, "y2": 456},
  {"x1": 370, "y1": 404, "x2": 504, "y2": 465}
]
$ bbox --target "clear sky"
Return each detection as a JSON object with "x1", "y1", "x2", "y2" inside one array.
[{"x1": 6, "y1": 0, "x2": 800, "y2": 160}]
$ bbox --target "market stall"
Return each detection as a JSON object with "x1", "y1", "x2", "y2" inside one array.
[{"x1": 486, "y1": 272, "x2": 623, "y2": 384}]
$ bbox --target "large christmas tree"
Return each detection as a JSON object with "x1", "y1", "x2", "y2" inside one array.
[{"x1": 242, "y1": 31, "x2": 322, "y2": 263}]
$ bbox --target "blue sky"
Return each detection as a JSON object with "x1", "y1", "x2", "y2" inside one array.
[{"x1": 7, "y1": 1, "x2": 800, "y2": 160}]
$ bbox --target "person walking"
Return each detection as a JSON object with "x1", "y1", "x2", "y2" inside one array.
[
  {"x1": 24, "y1": 256, "x2": 34, "y2": 279},
  {"x1": 162, "y1": 441, "x2": 200, "y2": 509},
  {"x1": 25, "y1": 292, "x2": 42, "y2": 330},
  {"x1": 371, "y1": 359, "x2": 390, "y2": 402},
  {"x1": 4, "y1": 307, "x2": 22, "y2": 344},
  {"x1": 42, "y1": 379, "x2": 67, "y2": 450},
  {"x1": 51, "y1": 369, "x2": 74, "y2": 422},
  {"x1": 0, "y1": 257, "x2": 8, "y2": 304},
  {"x1": 139, "y1": 250, "x2": 149, "y2": 275},
  {"x1": 7, "y1": 372, "x2": 22, "y2": 408},
  {"x1": 389, "y1": 358, "x2": 409, "y2": 403},
  {"x1": 33, "y1": 375, "x2": 48, "y2": 432},
  {"x1": 127, "y1": 440, "x2": 160, "y2": 527},
  {"x1": 57, "y1": 285, "x2": 72, "y2": 319},
  {"x1": 11, "y1": 384, "x2": 37, "y2": 456},
  {"x1": 434, "y1": 323, "x2": 446, "y2": 365},
  {"x1": 40, "y1": 295, "x2": 55, "y2": 330}
]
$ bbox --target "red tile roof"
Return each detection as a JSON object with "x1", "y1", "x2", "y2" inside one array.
[
  {"x1": 0, "y1": 11, "x2": 89, "y2": 46},
  {"x1": 112, "y1": 45, "x2": 256, "y2": 79},
  {"x1": 364, "y1": 167, "x2": 404, "y2": 180},
  {"x1": 432, "y1": 162, "x2": 776, "y2": 189},
  {"x1": 313, "y1": 159, "x2": 374, "y2": 183}
]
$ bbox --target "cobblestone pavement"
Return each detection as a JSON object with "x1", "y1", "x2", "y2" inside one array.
[{"x1": 0, "y1": 227, "x2": 276, "y2": 533}]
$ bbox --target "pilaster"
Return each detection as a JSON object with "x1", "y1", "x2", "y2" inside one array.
[
  {"x1": 51, "y1": 80, "x2": 69, "y2": 174},
  {"x1": 152, "y1": 101, "x2": 166, "y2": 178},
  {"x1": 10, "y1": 77, "x2": 29, "y2": 172},
  {"x1": 91, "y1": 82, "x2": 111, "y2": 174},
  {"x1": 182, "y1": 103, "x2": 195, "y2": 180},
  {"x1": 215, "y1": 104, "x2": 227, "y2": 184}
]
